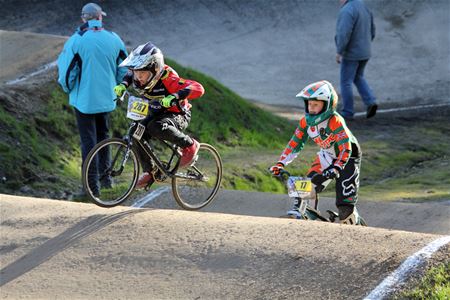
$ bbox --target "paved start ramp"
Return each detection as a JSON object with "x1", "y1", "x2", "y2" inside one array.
[{"x1": 1, "y1": 194, "x2": 448, "y2": 299}]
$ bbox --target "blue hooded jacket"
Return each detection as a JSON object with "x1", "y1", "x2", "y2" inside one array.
[
  {"x1": 57, "y1": 20, "x2": 128, "y2": 114},
  {"x1": 335, "y1": 0, "x2": 376, "y2": 61}
]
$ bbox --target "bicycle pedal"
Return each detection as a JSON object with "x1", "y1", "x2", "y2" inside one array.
[{"x1": 326, "y1": 210, "x2": 339, "y2": 222}]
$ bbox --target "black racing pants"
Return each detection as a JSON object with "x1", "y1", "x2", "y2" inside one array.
[
  {"x1": 307, "y1": 156, "x2": 361, "y2": 209},
  {"x1": 334, "y1": 157, "x2": 361, "y2": 208},
  {"x1": 135, "y1": 111, "x2": 193, "y2": 173}
]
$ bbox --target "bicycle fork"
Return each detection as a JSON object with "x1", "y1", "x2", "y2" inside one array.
[{"x1": 110, "y1": 143, "x2": 133, "y2": 177}]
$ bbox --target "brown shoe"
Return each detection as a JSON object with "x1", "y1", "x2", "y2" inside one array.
[{"x1": 135, "y1": 172, "x2": 155, "y2": 190}]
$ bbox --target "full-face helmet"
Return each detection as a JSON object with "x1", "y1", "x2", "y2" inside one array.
[
  {"x1": 120, "y1": 41, "x2": 164, "y2": 89},
  {"x1": 296, "y1": 80, "x2": 338, "y2": 126}
]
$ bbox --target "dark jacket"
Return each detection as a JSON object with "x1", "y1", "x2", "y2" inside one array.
[{"x1": 335, "y1": 0, "x2": 376, "y2": 60}]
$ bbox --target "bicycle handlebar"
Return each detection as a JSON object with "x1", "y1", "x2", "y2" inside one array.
[
  {"x1": 116, "y1": 90, "x2": 188, "y2": 115},
  {"x1": 270, "y1": 168, "x2": 328, "y2": 188}
]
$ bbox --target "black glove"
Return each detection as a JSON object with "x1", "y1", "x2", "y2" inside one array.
[{"x1": 322, "y1": 166, "x2": 340, "y2": 179}]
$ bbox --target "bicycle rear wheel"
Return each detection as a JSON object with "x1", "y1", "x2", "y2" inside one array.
[
  {"x1": 172, "y1": 143, "x2": 222, "y2": 210},
  {"x1": 82, "y1": 138, "x2": 139, "y2": 207}
]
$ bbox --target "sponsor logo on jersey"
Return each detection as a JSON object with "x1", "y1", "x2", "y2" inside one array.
[{"x1": 313, "y1": 134, "x2": 335, "y2": 149}]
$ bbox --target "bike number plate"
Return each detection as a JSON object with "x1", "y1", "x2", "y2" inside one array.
[
  {"x1": 294, "y1": 180, "x2": 312, "y2": 192},
  {"x1": 287, "y1": 177, "x2": 314, "y2": 199},
  {"x1": 132, "y1": 123, "x2": 146, "y2": 141},
  {"x1": 127, "y1": 96, "x2": 149, "y2": 121}
]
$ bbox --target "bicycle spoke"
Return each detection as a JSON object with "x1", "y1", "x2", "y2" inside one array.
[
  {"x1": 172, "y1": 143, "x2": 222, "y2": 210},
  {"x1": 83, "y1": 138, "x2": 139, "y2": 207}
]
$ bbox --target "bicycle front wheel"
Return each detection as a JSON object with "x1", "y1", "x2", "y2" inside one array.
[
  {"x1": 172, "y1": 143, "x2": 222, "y2": 210},
  {"x1": 82, "y1": 138, "x2": 139, "y2": 207}
]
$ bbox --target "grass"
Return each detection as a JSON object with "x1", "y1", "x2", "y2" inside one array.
[
  {"x1": 352, "y1": 116, "x2": 450, "y2": 202},
  {"x1": 0, "y1": 96, "x2": 75, "y2": 188},
  {"x1": 165, "y1": 58, "x2": 294, "y2": 149},
  {"x1": 395, "y1": 262, "x2": 450, "y2": 300}
]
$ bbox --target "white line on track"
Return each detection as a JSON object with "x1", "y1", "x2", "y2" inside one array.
[
  {"x1": 131, "y1": 187, "x2": 171, "y2": 208},
  {"x1": 364, "y1": 235, "x2": 450, "y2": 300},
  {"x1": 354, "y1": 102, "x2": 450, "y2": 117},
  {"x1": 6, "y1": 60, "x2": 57, "y2": 85}
]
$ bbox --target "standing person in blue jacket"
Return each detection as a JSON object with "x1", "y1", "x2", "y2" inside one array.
[
  {"x1": 335, "y1": 0, "x2": 377, "y2": 119},
  {"x1": 57, "y1": 2, "x2": 128, "y2": 196}
]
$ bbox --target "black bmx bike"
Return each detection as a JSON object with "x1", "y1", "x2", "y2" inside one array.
[{"x1": 81, "y1": 93, "x2": 223, "y2": 209}]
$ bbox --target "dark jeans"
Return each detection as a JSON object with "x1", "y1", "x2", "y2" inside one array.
[
  {"x1": 340, "y1": 59, "x2": 376, "y2": 117},
  {"x1": 136, "y1": 111, "x2": 192, "y2": 173},
  {"x1": 75, "y1": 109, "x2": 111, "y2": 193}
]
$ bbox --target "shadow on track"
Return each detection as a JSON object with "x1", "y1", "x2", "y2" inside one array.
[{"x1": 0, "y1": 209, "x2": 145, "y2": 286}]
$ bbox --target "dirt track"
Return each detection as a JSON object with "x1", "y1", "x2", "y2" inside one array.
[
  {"x1": 0, "y1": 194, "x2": 447, "y2": 299},
  {"x1": 124, "y1": 188, "x2": 450, "y2": 235}
]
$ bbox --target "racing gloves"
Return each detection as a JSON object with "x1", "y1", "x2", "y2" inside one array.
[
  {"x1": 160, "y1": 94, "x2": 178, "y2": 108},
  {"x1": 114, "y1": 84, "x2": 127, "y2": 97},
  {"x1": 269, "y1": 162, "x2": 284, "y2": 176},
  {"x1": 322, "y1": 166, "x2": 340, "y2": 179}
]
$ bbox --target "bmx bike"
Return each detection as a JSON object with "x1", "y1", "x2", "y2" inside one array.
[
  {"x1": 82, "y1": 92, "x2": 223, "y2": 209},
  {"x1": 276, "y1": 169, "x2": 367, "y2": 225}
]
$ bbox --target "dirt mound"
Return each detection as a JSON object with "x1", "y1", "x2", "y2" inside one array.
[{"x1": 1, "y1": 194, "x2": 447, "y2": 299}]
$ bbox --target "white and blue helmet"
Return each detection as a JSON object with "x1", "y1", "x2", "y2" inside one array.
[{"x1": 120, "y1": 41, "x2": 164, "y2": 89}]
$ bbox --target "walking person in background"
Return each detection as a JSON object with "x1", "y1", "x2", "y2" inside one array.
[
  {"x1": 57, "y1": 2, "x2": 128, "y2": 197},
  {"x1": 335, "y1": 0, "x2": 377, "y2": 119}
]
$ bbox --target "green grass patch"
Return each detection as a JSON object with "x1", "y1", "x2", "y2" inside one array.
[
  {"x1": 395, "y1": 262, "x2": 450, "y2": 300},
  {"x1": 165, "y1": 58, "x2": 294, "y2": 149}
]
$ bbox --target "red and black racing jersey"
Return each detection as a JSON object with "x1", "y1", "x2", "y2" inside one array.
[{"x1": 121, "y1": 65, "x2": 204, "y2": 113}]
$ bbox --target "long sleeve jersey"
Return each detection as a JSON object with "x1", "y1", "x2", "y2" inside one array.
[
  {"x1": 278, "y1": 113, "x2": 360, "y2": 171},
  {"x1": 121, "y1": 65, "x2": 204, "y2": 114}
]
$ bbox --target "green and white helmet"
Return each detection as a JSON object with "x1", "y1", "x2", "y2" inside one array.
[{"x1": 296, "y1": 80, "x2": 338, "y2": 126}]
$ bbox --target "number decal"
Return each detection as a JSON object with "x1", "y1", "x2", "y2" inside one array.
[
  {"x1": 131, "y1": 101, "x2": 149, "y2": 115},
  {"x1": 294, "y1": 180, "x2": 312, "y2": 192}
]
